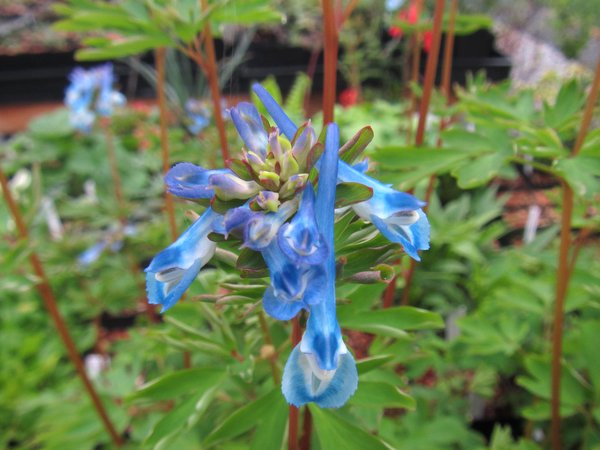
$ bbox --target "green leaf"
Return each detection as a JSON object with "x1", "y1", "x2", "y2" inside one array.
[
  {"x1": 335, "y1": 182, "x2": 373, "y2": 208},
  {"x1": 338, "y1": 306, "x2": 444, "y2": 338},
  {"x1": 236, "y1": 248, "x2": 268, "y2": 278},
  {"x1": 76, "y1": 35, "x2": 172, "y2": 61},
  {"x1": 144, "y1": 387, "x2": 218, "y2": 447},
  {"x1": 27, "y1": 109, "x2": 73, "y2": 138},
  {"x1": 543, "y1": 79, "x2": 586, "y2": 129},
  {"x1": 451, "y1": 152, "x2": 507, "y2": 189},
  {"x1": 356, "y1": 355, "x2": 394, "y2": 375},
  {"x1": 128, "y1": 367, "x2": 224, "y2": 402},
  {"x1": 339, "y1": 126, "x2": 374, "y2": 164},
  {"x1": 555, "y1": 155, "x2": 600, "y2": 199},
  {"x1": 204, "y1": 388, "x2": 283, "y2": 446},
  {"x1": 310, "y1": 406, "x2": 390, "y2": 450},
  {"x1": 516, "y1": 355, "x2": 588, "y2": 410},
  {"x1": 250, "y1": 393, "x2": 288, "y2": 450},
  {"x1": 349, "y1": 381, "x2": 415, "y2": 409}
]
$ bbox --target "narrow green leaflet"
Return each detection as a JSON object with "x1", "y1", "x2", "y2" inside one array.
[
  {"x1": 203, "y1": 388, "x2": 284, "y2": 447},
  {"x1": 335, "y1": 182, "x2": 373, "y2": 208},
  {"x1": 310, "y1": 406, "x2": 391, "y2": 450},
  {"x1": 128, "y1": 367, "x2": 224, "y2": 402},
  {"x1": 339, "y1": 126, "x2": 375, "y2": 164},
  {"x1": 349, "y1": 381, "x2": 415, "y2": 410},
  {"x1": 338, "y1": 306, "x2": 444, "y2": 338}
]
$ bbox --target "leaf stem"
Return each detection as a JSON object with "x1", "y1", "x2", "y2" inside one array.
[
  {"x1": 0, "y1": 167, "x2": 124, "y2": 447},
  {"x1": 288, "y1": 316, "x2": 302, "y2": 450},
  {"x1": 550, "y1": 56, "x2": 600, "y2": 450}
]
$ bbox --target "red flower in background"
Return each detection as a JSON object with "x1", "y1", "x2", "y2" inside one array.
[
  {"x1": 339, "y1": 88, "x2": 359, "y2": 108},
  {"x1": 422, "y1": 30, "x2": 433, "y2": 53},
  {"x1": 388, "y1": 1, "x2": 419, "y2": 39}
]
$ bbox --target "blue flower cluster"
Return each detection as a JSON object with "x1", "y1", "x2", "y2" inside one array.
[
  {"x1": 64, "y1": 63, "x2": 126, "y2": 133},
  {"x1": 145, "y1": 84, "x2": 430, "y2": 408}
]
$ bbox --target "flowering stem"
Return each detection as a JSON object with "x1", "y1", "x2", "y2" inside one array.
[
  {"x1": 288, "y1": 316, "x2": 302, "y2": 450},
  {"x1": 0, "y1": 167, "x2": 123, "y2": 447},
  {"x1": 321, "y1": 0, "x2": 338, "y2": 124},
  {"x1": 299, "y1": 407, "x2": 312, "y2": 450},
  {"x1": 200, "y1": 0, "x2": 230, "y2": 166},
  {"x1": 551, "y1": 56, "x2": 600, "y2": 450},
  {"x1": 101, "y1": 119, "x2": 126, "y2": 224},
  {"x1": 155, "y1": 47, "x2": 178, "y2": 242},
  {"x1": 405, "y1": 0, "x2": 424, "y2": 145},
  {"x1": 400, "y1": 0, "x2": 446, "y2": 306}
]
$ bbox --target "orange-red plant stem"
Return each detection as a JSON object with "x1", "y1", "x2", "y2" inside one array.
[
  {"x1": 102, "y1": 119, "x2": 126, "y2": 224},
  {"x1": 299, "y1": 406, "x2": 312, "y2": 450},
  {"x1": 201, "y1": 0, "x2": 230, "y2": 166},
  {"x1": 400, "y1": 0, "x2": 446, "y2": 306},
  {"x1": 321, "y1": 0, "x2": 338, "y2": 124},
  {"x1": 0, "y1": 167, "x2": 123, "y2": 447},
  {"x1": 288, "y1": 316, "x2": 302, "y2": 450},
  {"x1": 405, "y1": 0, "x2": 424, "y2": 144},
  {"x1": 551, "y1": 56, "x2": 600, "y2": 450},
  {"x1": 155, "y1": 48, "x2": 178, "y2": 242}
]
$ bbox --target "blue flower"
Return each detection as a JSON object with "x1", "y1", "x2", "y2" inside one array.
[
  {"x1": 185, "y1": 99, "x2": 211, "y2": 134},
  {"x1": 281, "y1": 124, "x2": 358, "y2": 408},
  {"x1": 278, "y1": 184, "x2": 327, "y2": 266},
  {"x1": 261, "y1": 240, "x2": 325, "y2": 320},
  {"x1": 243, "y1": 200, "x2": 297, "y2": 250},
  {"x1": 230, "y1": 102, "x2": 268, "y2": 157},
  {"x1": 252, "y1": 82, "x2": 430, "y2": 261},
  {"x1": 64, "y1": 64, "x2": 125, "y2": 132},
  {"x1": 337, "y1": 161, "x2": 429, "y2": 261},
  {"x1": 165, "y1": 163, "x2": 230, "y2": 199},
  {"x1": 145, "y1": 208, "x2": 221, "y2": 312}
]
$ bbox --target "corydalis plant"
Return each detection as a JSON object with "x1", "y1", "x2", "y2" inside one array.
[
  {"x1": 145, "y1": 83, "x2": 430, "y2": 408},
  {"x1": 64, "y1": 63, "x2": 126, "y2": 132}
]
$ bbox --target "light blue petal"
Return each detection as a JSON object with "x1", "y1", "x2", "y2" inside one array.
[
  {"x1": 165, "y1": 163, "x2": 228, "y2": 199},
  {"x1": 278, "y1": 185, "x2": 327, "y2": 266},
  {"x1": 78, "y1": 240, "x2": 107, "y2": 266},
  {"x1": 230, "y1": 102, "x2": 268, "y2": 156},
  {"x1": 145, "y1": 209, "x2": 219, "y2": 311},
  {"x1": 146, "y1": 258, "x2": 203, "y2": 312},
  {"x1": 370, "y1": 208, "x2": 430, "y2": 261},
  {"x1": 263, "y1": 286, "x2": 306, "y2": 320},
  {"x1": 243, "y1": 201, "x2": 296, "y2": 250},
  {"x1": 251, "y1": 83, "x2": 297, "y2": 140},
  {"x1": 282, "y1": 345, "x2": 358, "y2": 408}
]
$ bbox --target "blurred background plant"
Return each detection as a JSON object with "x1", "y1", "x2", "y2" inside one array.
[{"x1": 1, "y1": 0, "x2": 599, "y2": 449}]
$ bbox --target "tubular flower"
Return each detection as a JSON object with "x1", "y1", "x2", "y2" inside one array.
[
  {"x1": 252, "y1": 82, "x2": 430, "y2": 261},
  {"x1": 165, "y1": 162, "x2": 230, "y2": 199},
  {"x1": 145, "y1": 208, "x2": 221, "y2": 312},
  {"x1": 282, "y1": 124, "x2": 358, "y2": 408}
]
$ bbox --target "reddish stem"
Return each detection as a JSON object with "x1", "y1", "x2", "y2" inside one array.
[
  {"x1": 200, "y1": 0, "x2": 230, "y2": 166},
  {"x1": 405, "y1": 0, "x2": 424, "y2": 145},
  {"x1": 551, "y1": 56, "x2": 600, "y2": 450},
  {"x1": 288, "y1": 316, "x2": 302, "y2": 450},
  {"x1": 101, "y1": 119, "x2": 126, "y2": 224},
  {"x1": 299, "y1": 406, "x2": 312, "y2": 450},
  {"x1": 400, "y1": 0, "x2": 446, "y2": 306},
  {"x1": 155, "y1": 48, "x2": 178, "y2": 242},
  {"x1": 321, "y1": 0, "x2": 338, "y2": 124},
  {"x1": 0, "y1": 168, "x2": 123, "y2": 446}
]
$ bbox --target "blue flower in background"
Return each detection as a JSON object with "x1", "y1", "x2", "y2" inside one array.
[
  {"x1": 185, "y1": 99, "x2": 210, "y2": 134},
  {"x1": 64, "y1": 63, "x2": 125, "y2": 133},
  {"x1": 281, "y1": 124, "x2": 358, "y2": 408},
  {"x1": 145, "y1": 208, "x2": 221, "y2": 312}
]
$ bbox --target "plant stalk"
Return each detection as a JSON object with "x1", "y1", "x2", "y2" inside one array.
[
  {"x1": 551, "y1": 56, "x2": 600, "y2": 450},
  {"x1": 0, "y1": 167, "x2": 123, "y2": 447},
  {"x1": 405, "y1": 0, "x2": 424, "y2": 145},
  {"x1": 101, "y1": 119, "x2": 126, "y2": 224},
  {"x1": 155, "y1": 47, "x2": 178, "y2": 242},
  {"x1": 401, "y1": 0, "x2": 446, "y2": 306},
  {"x1": 288, "y1": 316, "x2": 302, "y2": 450},
  {"x1": 321, "y1": 0, "x2": 338, "y2": 124},
  {"x1": 200, "y1": 0, "x2": 230, "y2": 166}
]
